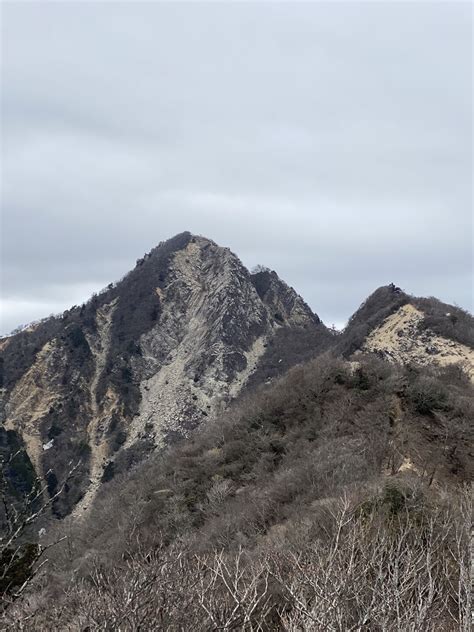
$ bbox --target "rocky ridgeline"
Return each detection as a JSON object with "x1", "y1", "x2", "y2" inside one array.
[
  {"x1": 121, "y1": 237, "x2": 319, "y2": 455},
  {"x1": 1, "y1": 234, "x2": 472, "y2": 519},
  {"x1": 0, "y1": 234, "x2": 326, "y2": 517}
]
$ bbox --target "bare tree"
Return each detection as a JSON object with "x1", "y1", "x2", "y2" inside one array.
[
  {"x1": 269, "y1": 489, "x2": 472, "y2": 631},
  {"x1": 195, "y1": 547, "x2": 272, "y2": 630},
  {"x1": 0, "y1": 450, "x2": 79, "y2": 614}
]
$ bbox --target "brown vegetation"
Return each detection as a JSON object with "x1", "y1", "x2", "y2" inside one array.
[
  {"x1": 1, "y1": 354, "x2": 472, "y2": 630},
  {"x1": 3, "y1": 486, "x2": 472, "y2": 631}
]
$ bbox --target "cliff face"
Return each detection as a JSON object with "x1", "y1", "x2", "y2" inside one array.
[{"x1": 0, "y1": 233, "x2": 328, "y2": 517}]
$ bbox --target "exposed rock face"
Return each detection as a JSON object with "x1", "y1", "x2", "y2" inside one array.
[
  {"x1": 2, "y1": 241, "x2": 472, "y2": 519},
  {"x1": 127, "y1": 237, "x2": 321, "y2": 447},
  {"x1": 251, "y1": 268, "x2": 319, "y2": 327},
  {"x1": 362, "y1": 303, "x2": 474, "y2": 379},
  {"x1": 1, "y1": 233, "x2": 327, "y2": 516},
  {"x1": 337, "y1": 285, "x2": 474, "y2": 370}
]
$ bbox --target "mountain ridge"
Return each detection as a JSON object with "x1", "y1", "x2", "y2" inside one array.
[
  {"x1": 0, "y1": 233, "x2": 472, "y2": 521},
  {"x1": 1, "y1": 233, "x2": 331, "y2": 517}
]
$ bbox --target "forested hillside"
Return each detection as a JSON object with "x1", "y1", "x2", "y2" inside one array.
[
  {"x1": 4, "y1": 354, "x2": 472, "y2": 630},
  {"x1": 1, "y1": 236, "x2": 473, "y2": 630}
]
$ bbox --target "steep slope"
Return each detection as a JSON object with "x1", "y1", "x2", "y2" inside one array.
[
  {"x1": 2, "y1": 254, "x2": 473, "y2": 630},
  {"x1": 2, "y1": 251, "x2": 471, "y2": 521},
  {"x1": 7, "y1": 342, "x2": 474, "y2": 630},
  {"x1": 245, "y1": 269, "x2": 334, "y2": 388},
  {"x1": 42, "y1": 354, "x2": 473, "y2": 608},
  {"x1": 0, "y1": 233, "x2": 329, "y2": 517},
  {"x1": 338, "y1": 284, "x2": 474, "y2": 379},
  {"x1": 363, "y1": 303, "x2": 474, "y2": 379}
]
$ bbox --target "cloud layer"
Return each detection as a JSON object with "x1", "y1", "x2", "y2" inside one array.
[{"x1": 1, "y1": 2, "x2": 472, "y2": 333}]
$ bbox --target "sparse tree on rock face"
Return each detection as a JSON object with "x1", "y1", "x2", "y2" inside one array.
[{"x1": 251, "y1": 265, "x2": 271, "y2": 275}]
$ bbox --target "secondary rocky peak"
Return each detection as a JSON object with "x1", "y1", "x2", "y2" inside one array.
[
  {"x1": 347, "y1": 284, "x2": 409, "y2": 328},
  {"x1": 335, "y1": 282, "x2": 474, "y2": 380},
  {"x1": 362, "y1": 303, "x2": 474, "y2": 379},
  {"x1": 251, "y1": 268, "x2": 319, "y2": 327}
]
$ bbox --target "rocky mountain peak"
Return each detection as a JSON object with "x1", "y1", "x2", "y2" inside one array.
[
  {"x1": 2, "y1": 236, "x2": 471, "y2": 520},
  {"x1": 1, "y1": 233, "x2": 326, "y2": 517}
]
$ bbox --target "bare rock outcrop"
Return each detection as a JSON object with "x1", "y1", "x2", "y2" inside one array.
[{"x1": 1, "y1": 233, "x2": 326, "y2": 516}]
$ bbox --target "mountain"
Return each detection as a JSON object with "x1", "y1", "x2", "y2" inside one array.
[
  {"x1": 1, "y1": 235, "x2": 473, "y2": 629},
  {"x1": 336, "y1": 284, "x2": 474, "y2": 376},
  {"x1": 0, "y1": 233, "x2": 332, "y2": 518},
  {"x1": 72, "y1": 349, "x2": 474, "y2": 556},
  {"x1": 14, "y1": 344, "x2": 474, "y2": 630},
  {"x1": 1, "y1": 236, "x2": 472, "y2": 523}
]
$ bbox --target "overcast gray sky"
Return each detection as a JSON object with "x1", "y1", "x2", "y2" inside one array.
[{"x1": 1, "y1": 1, "x2": 472, "y2": 334}]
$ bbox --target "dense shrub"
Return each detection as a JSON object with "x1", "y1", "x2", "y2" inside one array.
[
  {"x1": 37, "y1": 355, "x2": 473, "y2": 573},
  {"x1": 406, "y1": 373, "x2": 449, "y2": 414},
  {"x1": 336, "y1": 285, "x2": 409, "y2": 356},
  {"x1": 414, "y1": 297, "x2": 474, "y2": 348},
  {"x1": 6, "y1": 487, "x2": 472, "y2": 631},
  {"x1": 0, "y1": 350, "x2": 471, "y2": 628}
]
